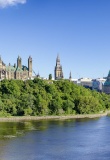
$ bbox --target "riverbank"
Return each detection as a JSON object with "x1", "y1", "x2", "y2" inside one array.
[{"x1": 0, "y1": 111, "x2": 109, "y2": 122}]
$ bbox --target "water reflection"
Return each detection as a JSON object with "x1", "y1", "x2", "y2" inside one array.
[
  {"x1": 0, "y1": 117, "x2": 100, "y2": 139},
  {"x1": 0, "y1": 121, "x2": 46, "y2": 139},
  {"x1": 0, "y1": 117, "x2": 109, "y2": 160}
]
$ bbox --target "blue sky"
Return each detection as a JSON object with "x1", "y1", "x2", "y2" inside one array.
[{"x1": 0, "y1": 0, "x2": 110, "y2": 79}]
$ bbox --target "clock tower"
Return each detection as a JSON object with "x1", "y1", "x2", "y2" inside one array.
[{"x1": 54, "y1": 54, "x2": 63, "y2": 80}]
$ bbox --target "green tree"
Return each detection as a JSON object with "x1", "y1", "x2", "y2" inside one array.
[{"x1": 48, "y1": 74, "x2": 52, "y2": 80}]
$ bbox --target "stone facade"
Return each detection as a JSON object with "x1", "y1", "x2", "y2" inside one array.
[
  {"x1": 0, "y1": 56, "x2": 32, "y2": 80},
  {"x1": 92, "y1": 79, "x2": 103, "y2": 92},
  {"x1": 54, "y1": 55, "x2": 63, "y2": 80},
  {"x1": 103, "y1": 71, "x2": 110, "y2": 94}
]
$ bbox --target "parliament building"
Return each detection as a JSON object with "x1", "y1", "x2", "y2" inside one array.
[
  {"x1": 0, "y1": 56, "x2": 32, "y2": 80},
  {"x1": 54, "y1": 55, "x2": 63, "y2": 80},
  {"x1": 103, "y1": 71, "x2": 110, "y2": 94}
]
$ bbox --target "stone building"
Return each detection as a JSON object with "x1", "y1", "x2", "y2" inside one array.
[
  {"x1": 103, "y1": 71, "x2": 110, "y2": 94},
  {"x1": 92, "y1": 79, "x2": 103, "y2": 92},
  {"x1": 79, "y1": 78, "x2": 92, "y2": 89},
  {"x1": 92, "y1": 78, "x2": 106, "y2": 92},
  {"x1": 0, "y1": 56, "x2": 32, "y2": 80},
  {"x1": 54, "y1": 55, "x2": 63, "y2": 80}
]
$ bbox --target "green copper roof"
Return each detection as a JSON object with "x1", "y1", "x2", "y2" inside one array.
[
  {"x1": 108, "y1": 70, "x2": 110, "y2": 77},
  {"x1": 104, "y1": 80, "x2": 110, "y2": 86},
  {"x1": 104, "y1": 70, "x2": 110, "y2": 86},
  {"x1": 6, "y1": 65, "x2": 29, "y2": 73},
  {"x1": 6, "y1": 65, "x2": 16, "y2": 72},
  {"x1": 15, "y1": 67, "x2": 23, "y2": 72}
]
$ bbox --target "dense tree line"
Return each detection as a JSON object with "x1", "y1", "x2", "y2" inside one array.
[{"x1": 0, "y1": 78, "x2": 109, "y2": 116}]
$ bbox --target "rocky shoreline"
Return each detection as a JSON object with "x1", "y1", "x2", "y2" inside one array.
[{"x1": 0, "y1": 111, "x2": 109, "y2": 122}]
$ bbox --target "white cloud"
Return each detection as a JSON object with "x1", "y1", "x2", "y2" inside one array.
[{"x1": 0, "y1": 0, "x2": 26, "y2": 8}]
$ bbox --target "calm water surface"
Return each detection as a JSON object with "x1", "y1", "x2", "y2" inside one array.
[{"x1": 0, "y1": 116, "x2": 110, "y2": 160}]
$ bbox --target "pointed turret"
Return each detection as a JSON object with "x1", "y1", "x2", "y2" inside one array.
[
  {"x1": 54, "y1": 54, "x2": 64, "y2": 80},
  {"x1": 28, "y1": 56, "x2": 32, "y2": 78},
  {"x1": 17, "y1": 55, "x2": 22, "y2": 68},
  {"x1": 69, "y1": 71, "x2": 72, "y2": 81},
  {"x1": 56, "y1": 54, "x2": 60, "y2": 61}
]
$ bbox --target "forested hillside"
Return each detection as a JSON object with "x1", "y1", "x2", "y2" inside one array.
[{"x1": 0, "y1": 78, "x2": 109, "y2": 116}]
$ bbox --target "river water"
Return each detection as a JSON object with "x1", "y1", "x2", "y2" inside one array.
[{"x1": 0, "y1": 116, "x2": 110, "y2": 160}]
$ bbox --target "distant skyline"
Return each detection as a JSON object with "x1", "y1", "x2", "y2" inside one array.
[{"x1": 0, "y1": 0, "x2": 110, "y2": 79}]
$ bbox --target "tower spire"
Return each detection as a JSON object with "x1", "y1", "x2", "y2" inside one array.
[
  {"x1": 56, "y1": 53, "x2": 60, "y2": 61},
  {"x1": 17, "y1": 55, "x2": 22, "y2": 68},
  {"x1": 28, "y1": 56, "x2": 32, "y2": 78},
  {"x1": 54, "y1": 54, "x2": 64, "y2": 80},
  {"x1": 69, "y1": 71, "x2": 72, "y2": 81}
]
